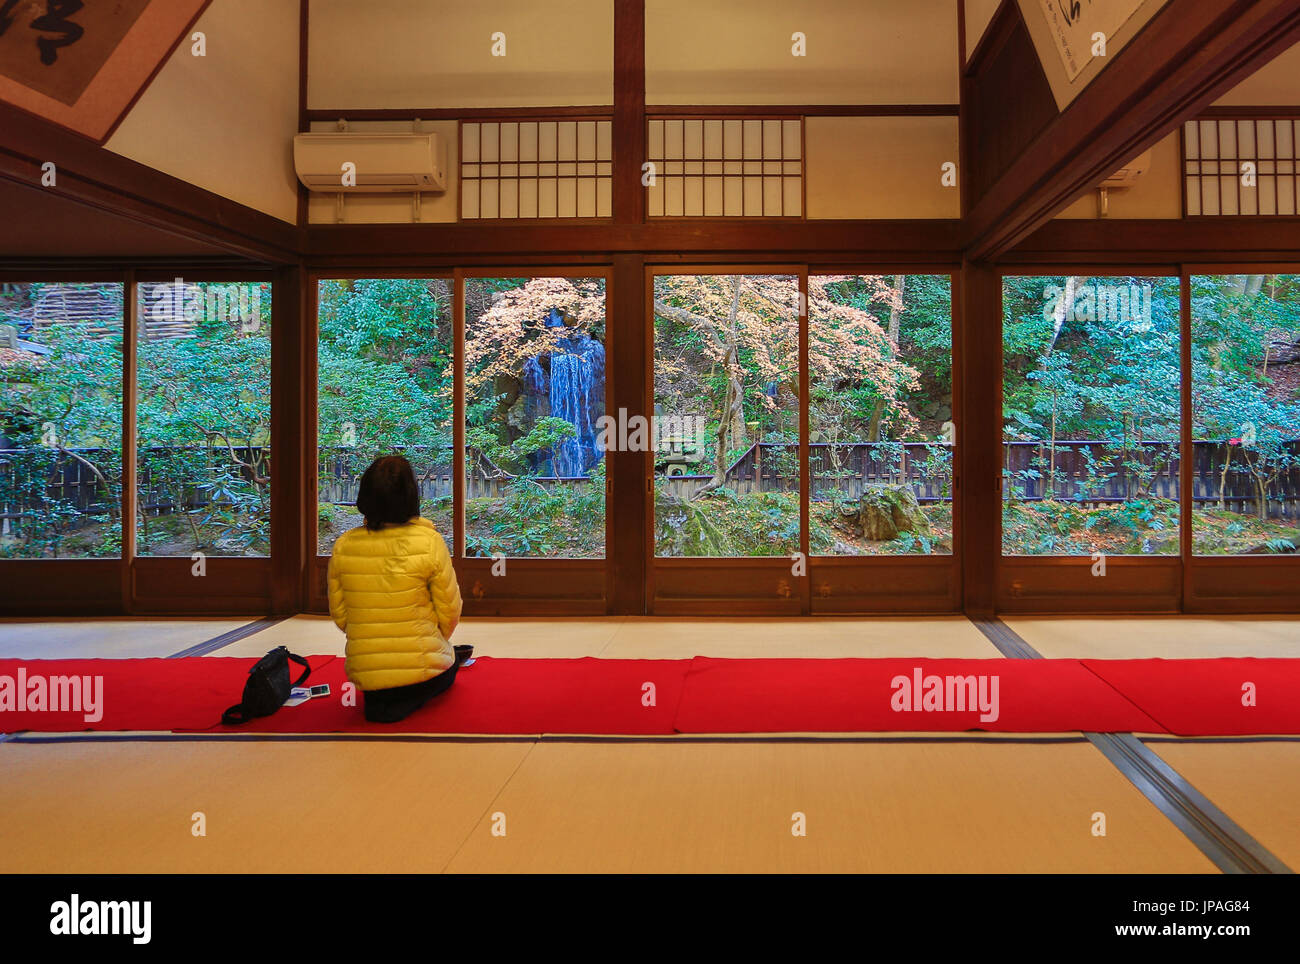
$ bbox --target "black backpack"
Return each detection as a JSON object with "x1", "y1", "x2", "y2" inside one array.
[{"x1": 221, "y1": 646, "x2": 312, "y2": 725}]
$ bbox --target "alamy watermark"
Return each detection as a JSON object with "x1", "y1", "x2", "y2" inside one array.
[
  {"x1": 149, "y1": 277, "x2": 263, "y2": 333},
  {"x1": 594, "y1": 408, "x2": 708, "y2": 454},
  {"x1": 1042, "y1": 282, "x2": 1153, "y2": 331},
  {"x1": 890, "y1": 667, "x2": 1000, "y2": 723},
  {"x1": 49, "y1": 895, "x2": 150, "y2": 944},
  {"x1": 0, "y1": 669, "x2": 103, "y2": 722}
]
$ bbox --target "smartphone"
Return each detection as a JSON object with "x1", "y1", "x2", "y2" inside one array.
[{"x1": 309, "y1": 684, "x2": 331, "y2": 698}]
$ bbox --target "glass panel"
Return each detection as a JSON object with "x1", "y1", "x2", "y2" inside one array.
[
  {"x1": 0, "y1": 282, "x2": 123, "y2": 559},
  {"x1": 464, "y1": 276, "x2": 606, "y2": 558},
  {"x1": 653, "y1": 273, "x2": 799, "y2": 557},
  {"x1": 1191, "y1": 274, "x2": 1300, "y2": 554},
  {"x1": 810, "y1": 275, "x2": 954, "y2": 555},
  {"x1": 1002, "y1": 276, "x2": 1182, "y2": 556},
  {"x1": 316, "y1": 279, "x2": 454, "y2": 555},
  {"x1": 136, "y1": 280, "x2": 272, "y2": 556}
]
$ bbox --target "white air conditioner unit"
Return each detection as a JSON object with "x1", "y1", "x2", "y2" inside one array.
[
  {"x1": 1095, "y1": 147, "x2": 1153, "y2": 216},
  {"x1": 293, "y1": 132, "x2": 447, "y2": 193},
  {"x1": 1101, "y1": 148, "x2": 1153, "y2": 188}
]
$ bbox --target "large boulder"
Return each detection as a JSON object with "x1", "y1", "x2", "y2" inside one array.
[{"x1": 841, "y1": 484, "x2": 932, "y2": 541}]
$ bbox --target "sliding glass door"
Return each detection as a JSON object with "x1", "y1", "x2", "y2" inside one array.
[
  {"x1": 651, "y1": 272, "x2": 800, "y2": 558},
  {"x1": 1001, "y1": 274, "x2": 1182, "y2": 558},
  {"x1": 1190, "y1": 273, "x2": 1300, "y2": 555},
  {"x1": 463, "y1": 275, "x2": 607, "y2": 559},
  {"x1": 311, "y1": 271, "x2": 610, "y2": 613},
  {"x1": 0, "y1": 281, "x2": 124, "y2": 559},
  {"x1": 315, "y1": 277, "x2": 455, "y2": 555},
  {"x1": 648, "y1": 267, "x2": 958, "y2": 613},
  {"x1": 135, "y1": 280, "x2": 273, "y2": 558}
]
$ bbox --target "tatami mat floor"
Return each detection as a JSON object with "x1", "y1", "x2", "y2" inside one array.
[
  {"x1": 0, "y1": 739, "x2": 1215, "y2": 874},
  {"x1": 2, "y1": 615, "x2": 1298, "y2": 873},
  {"x1": 214, "y1": 614, "x2": 1003, "y2": 660},
  {"x1": 1146, "y1": 740, "x2": 1300, "y2": 869},
  {"x1": 1004, "y1": 615, "x2": 1300, "y2": 659}
]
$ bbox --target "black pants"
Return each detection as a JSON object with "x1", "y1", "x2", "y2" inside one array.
[{"x1": 363, "y1": 659, "x2": 459, "y2": 723}]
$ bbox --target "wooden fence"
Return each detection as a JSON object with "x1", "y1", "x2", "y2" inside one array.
[
  {"x1": 1004, "y1": 439, "x2": 1300, "y2": 519},
  {"x1": 4, "y1": 440, "x2": 1298, "y2": 526},
  {"x1": 658, "y1": 442, "x2": 955, "y2": 500}
]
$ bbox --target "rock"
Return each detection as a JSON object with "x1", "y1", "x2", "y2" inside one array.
[
  {"x1": 857, "y1": 484, "x2": 931, "y2": 541},
  {"x1": 505, "y1": 393, "x2": 531, "y2": 433}
]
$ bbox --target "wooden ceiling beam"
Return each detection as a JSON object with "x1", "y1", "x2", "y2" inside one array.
[
  {"x1": 963, "y1": 0, "x2": 1300, "y2": 262},
  {"x1": 304, "y1": 219, "x2": 963, "y2": 263},
  {"x1": 0, "y1": 103, "x2": 299, "y2": 265}
]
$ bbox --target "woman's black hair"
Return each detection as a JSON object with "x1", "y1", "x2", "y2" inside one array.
[{"x1": 356, "y1": 455, "x2": 420, "y2": 531}]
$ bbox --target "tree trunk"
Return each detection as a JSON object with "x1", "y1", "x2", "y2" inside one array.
[
  {"x1": 1046, "y1": 276, "x2": 1082, "y2": 354},
  {"x1": 867, "y1": 275, "x2": 907, "y2": 442},
  {"x1": 1048, "y1": 389, "x2": 1058, "y2": 499},
  {"x1": 692, "y1": 278, "x2": 745, "y2": 499}
]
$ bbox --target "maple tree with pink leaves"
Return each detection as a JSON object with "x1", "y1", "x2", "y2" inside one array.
[{"x1": 653, "y1": 273, "x2": 920, "y2": 495}]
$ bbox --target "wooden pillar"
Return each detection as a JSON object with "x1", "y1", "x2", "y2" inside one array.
[
  {"x1": 959, "y1": 260, "x2": 1001, "y2": 616},
  {"x1": 271, "y1": 264, "x2": 308, "y2": 614},
  {"x1": 120, "y1": 269, "x2": 137, "y2": 614},
  {"x1": 612, "y1": 0, "x2": 645, "y2": 225},
  {"x1": 606, "y1": 0, "x2": 647, "y2": 613},
  {"x1": 607, "y1": 254, "x2": 647, "y2": 614}
]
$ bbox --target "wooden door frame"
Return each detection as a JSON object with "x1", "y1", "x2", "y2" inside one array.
[
  {"x1": 128, "y1": 269, "x2": 279, "y2": 614},
  {"x1": 804, "y1": 267, "x2": 963, "y2": 614},
  {"x1": 304, "y1": 266, "x2": 614, "y2": 615},
  {"x1": 644, "y1": 264, "x2": 963, "y2": 615},
  {"x1": 1180, "y1": 262, "x2": 1300, "y2": 614},
  {"x1": 996, "y1": 266, "x2": 1187, "y2": 614}
]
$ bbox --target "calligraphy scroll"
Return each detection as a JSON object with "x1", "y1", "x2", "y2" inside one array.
[{"x1": 0, "y1": 0, "x2": 210, "y2": 141}]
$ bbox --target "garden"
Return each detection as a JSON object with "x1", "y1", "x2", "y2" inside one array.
[
  {"x1": 1002, "y1": 274, "x2": 1300, "y2": 556},
  {"x1": 4, "y1": 272, "x2": 1295, "y2": 561}
]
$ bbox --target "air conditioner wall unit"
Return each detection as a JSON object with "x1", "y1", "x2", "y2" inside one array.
[
  {"x1": 293, "y1": 132, "x2": 447, "y2": 193},
  {"x1": 1100, "y1": 148, "x2": 1153, "y2": 188}
]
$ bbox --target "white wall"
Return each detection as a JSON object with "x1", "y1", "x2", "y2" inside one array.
[
  {"x1": 308, "y1": 0, "x2": 613, "y2": 110},
  {"x1": 647, "y1": 0, "x2": 958, "y2": 105},
  {"x1": 805, "y1": 116, "x2": 960, "y2": 219},
  {"x1": 106, "y1": 0, "x2": 301, "y2": 223}
]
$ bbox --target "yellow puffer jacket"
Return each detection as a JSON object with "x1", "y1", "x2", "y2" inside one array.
[{"x1": 327, "y1": 517, "x2": 462, "y2": 691}]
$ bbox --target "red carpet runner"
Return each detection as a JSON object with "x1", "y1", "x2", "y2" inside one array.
[{"x1": 1, "y1": 656, "x2": 1297, "y2": 736}]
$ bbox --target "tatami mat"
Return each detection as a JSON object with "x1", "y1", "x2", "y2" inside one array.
[
  {"x1": 1, "y1": 616, "x2": 1292, "y2": 874},
  {"x1": 214, "y1": 615, "x2": 628, "y2": 658},
  {"x1": 602, "y1": 616, "x2": 1001, "y2": 658},
  {"x1": 1003, "y1": 616, "x2": 1300, "y2": 659},
  {"x1": 1146, "y1": 740, "x2": 1300, "y2": 870},
  {"x1": 0, "y1": 618, "x2": 256, "y2": 659},
  {"x1": 192, "y1": 615, "x2": 1002, "y2": 660},
  {"x1": 0, "y1": 740, "x2": 532, "y2": 873},
  {"x1": 8, "y1": 615, "x2": 1294, "y2": 662},
  {"x1": 444, "y1": 741, "x2": 1216, "y2": 873}
]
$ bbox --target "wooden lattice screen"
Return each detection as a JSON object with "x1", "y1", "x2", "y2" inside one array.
[
  {"x1": 460, "y1": 119, "x2": 613, "y2": 219},
  {"x1": 1183, "y1": 117, "x2": 1300, "y2": 216},
  {"x1": 646, "y1": 117, "x2": 803, "y2": 217}
]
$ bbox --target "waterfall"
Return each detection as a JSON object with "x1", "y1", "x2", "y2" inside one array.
[
  {"x1": 549, "y1": 346, "x2": 596, "y2": 476},
  {"x1": 521, "y1": 309, "x2": 605, "y2": 477}
]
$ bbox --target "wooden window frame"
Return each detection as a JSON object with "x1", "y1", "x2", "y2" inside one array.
[
  {"x1": 1182, "y1": 113, "x2": 1300, "y2": 218},
  {"x1": 0, "y1": 267, "x2": 281, "y2": 615},
  {"x1": 458, "y1": 115, "x2": 615, "y2": 224},
  {"x1": 646, "y1": 263, "x2": 961, "y2": 615},
  {"x1": 305, "y1": 266, "x2": 614, "y2": 617},
  {"x1": 993, "y1": 264, "x2": 1300, "y2": 614},
  {"x1": 645, "y1": 115, "x2": 806, "y2": 220}
]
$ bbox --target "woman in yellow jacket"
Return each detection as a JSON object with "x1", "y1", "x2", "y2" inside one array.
[{"x1": 327, "y1": 455, "x2": 464, "y2": 723}]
